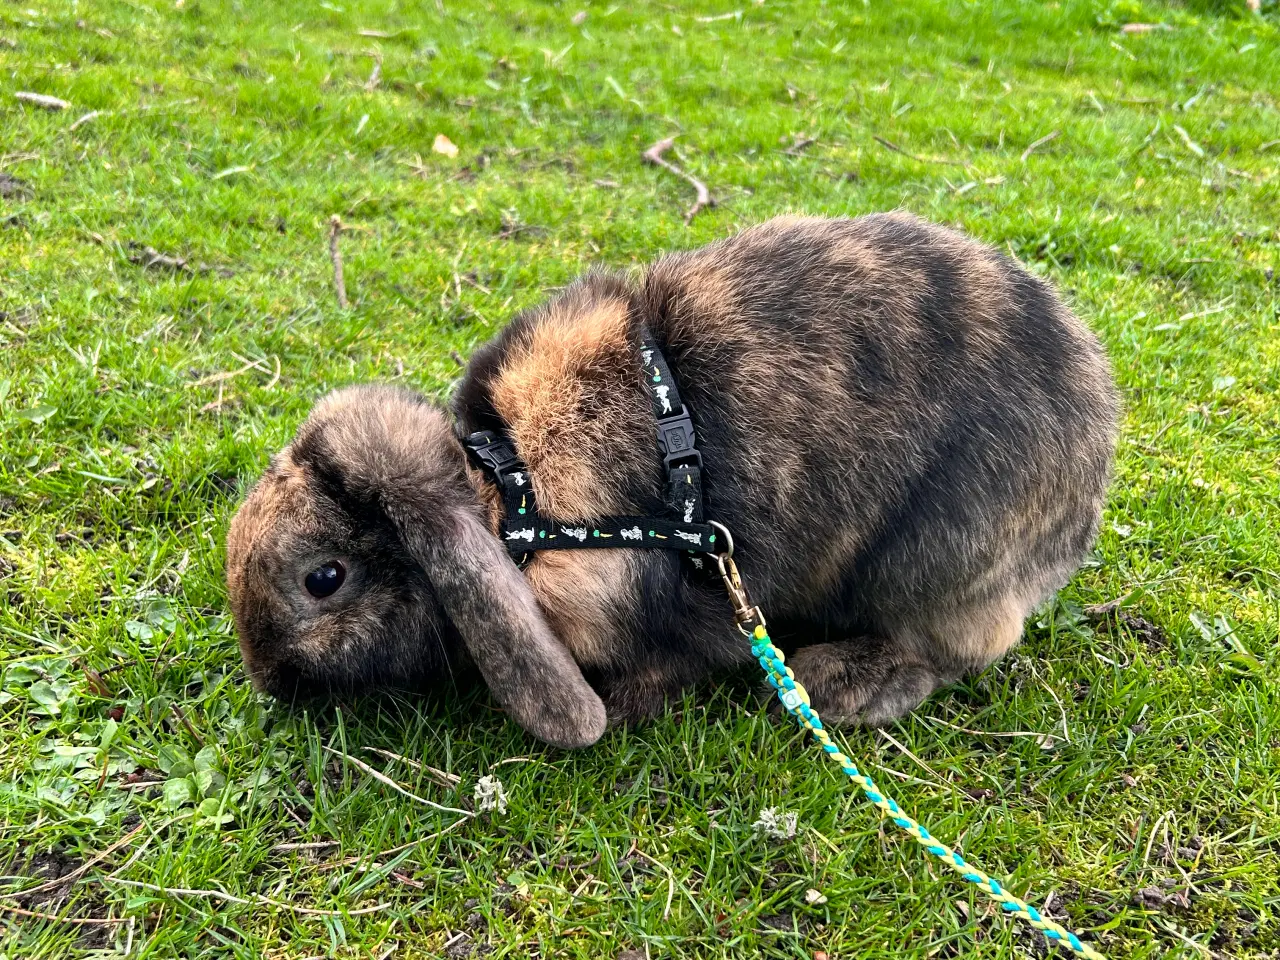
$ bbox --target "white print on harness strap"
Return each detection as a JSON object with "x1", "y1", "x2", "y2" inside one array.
[
  {"x1": 683, "y1": 499, "x2": 695, "y2": 523},
  {"x1": 620, "y1": 526, "x2": 642, "y2": 541},
  {"x1": 655, "y1": 384, "x2": 672, "y2": 414},
  {"x1": 511, "y1": 471, "x2": 526, "y2": 487},
  {"x1": 506, "y1": 528, "x2": 534, "y2": 542},
  {"x1": 675, "y1": 530, "x2": 702, "y2": 546},
  {"x1": 641, "y1": 349, "x2": 654, "y2": 367},
  {"x1": 563, "y1": 526, "x2": 588, "y2": 542}
]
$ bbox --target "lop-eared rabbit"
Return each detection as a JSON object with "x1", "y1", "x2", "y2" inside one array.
[{"x1": 226, "y1": 214, "x2": 1118, "y2": 748}]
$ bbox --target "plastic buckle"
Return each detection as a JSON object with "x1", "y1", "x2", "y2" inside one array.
[
  {"x1": 656, "y1": 411, "x2": 702, "y2": 469},
  {"x1": 464, "y1": 430, "x2": 520, "y2": 475}
]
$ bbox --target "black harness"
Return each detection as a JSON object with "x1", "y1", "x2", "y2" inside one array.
[{"x1": 463, "y1": 331, "x2": 720, "y2": 566}]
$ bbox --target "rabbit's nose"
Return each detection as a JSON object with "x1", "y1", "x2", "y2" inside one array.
[{"x1": 261, "y1": 657, "x2": 324, "y2": 703}]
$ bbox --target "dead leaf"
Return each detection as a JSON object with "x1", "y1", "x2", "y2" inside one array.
[{"x1": 433, "y1": 134, "x2": 459, "y2": 158}]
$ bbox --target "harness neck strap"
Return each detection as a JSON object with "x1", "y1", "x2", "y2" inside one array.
[{"x1": 463, "y1": 329, "x2": 717, "y2": 564}]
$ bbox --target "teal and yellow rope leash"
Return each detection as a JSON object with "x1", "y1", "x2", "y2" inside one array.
[{"x1": 710, "y1": 525, "x2": 1104, "y2": 959}]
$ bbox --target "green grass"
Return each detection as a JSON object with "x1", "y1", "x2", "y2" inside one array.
[{"x1": 1, "y1": 0, "x2": 1278, "y2": 956}]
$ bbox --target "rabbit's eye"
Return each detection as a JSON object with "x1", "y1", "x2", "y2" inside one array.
[{"x1": 304, "y1": 562, "x2": 346, "y2": 599}]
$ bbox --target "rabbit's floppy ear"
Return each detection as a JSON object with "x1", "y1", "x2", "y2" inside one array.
[
  {"x1": 296, "y1": 386, "x2": 607, "y2": 749},
  {"x1": 393, "y1": 501, "x2": 607, "y2": 748}
]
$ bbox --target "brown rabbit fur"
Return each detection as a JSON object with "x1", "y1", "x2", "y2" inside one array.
[{"x1": 226, "y1": 213, "x2": 1118, "y2": 748}]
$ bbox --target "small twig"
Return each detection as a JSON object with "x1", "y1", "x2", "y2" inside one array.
[
  {"x1": 362, "y1": 747, "x2": 461, "y2": 789},
  {"x1": 69, "y1": 110, "x2": 104, "y2": 131},
  {"x1": 229, "y1": 351, "x2": 272, "y2": 374},
  {"x1": 328, "y1": 215, "x2": 349, "y2": 309},
  {"x1": 3, "y1": 823, "x2": 146, "y2": 900},
  {"x1": 270, "y1": 840, "x2": 342, "y2": 853},
  {"x1": 488, "y1": 756, "x2": 538, "y2": 772},
  {"x1": 871, "y1": 135, "x2": 968, "y2": 167},
  {"x1": 16, "y1": 92, "x2": 70, "y2": 110},
  {"x1": 1083, "y1": 592, "x2": 1136, "y2": 618},
  {"x1": 199, "y1": 385, "x2": 227, "y2": 413},
  {"x1": 68, "y1": 98, "x2": 199, "y2": 134},
  {"x1": 128, "y1": 245, "x2": 190, "y2": 273},
  {"x1": 926, "y1": 716, "x2": 1059, "y2": 746},
  {"x1": 1155, "y1": 918, "x2": 1212, "y2": 957},
  {"x1": 0, "y1": 903, "x2": 129, "y2": 925},
  {"x1": 169, "y1": 703, "x2": 205, "y2": 748},
  {"x1": 1020, "y1": 129, "x2": 1061, "y2": 162},
  {"x1": 188, "y1": 359, "x2": 259, "y2": 388},
  {"x1": 0, "y1": 153, "x2": 40, "y2": 170},
  {"x1": 642, "y1": 137, "x2": 713, "y2": 224},
  {"x1": 1172, "y1": 124, "x2": 1205, "y2": 159},
  {"x1": 119, "y1": 780, "x2": 166, "y2": 791},
  {"x1": 869, "y1": 761, "x2": 951, "y2": 792},
  {"x1": 265, "y1": 355, "x2": 281, "y2": 390},
  {"x1": 342, "y1": 860, "x2": 425, "y2": 890},
  {"x1": 876, "y1": 729, "x2": 949, "y2": 786},
  {"x1": 782, "y1": 136, "x2": 817, "y2": 157},
  {"x1": 459, "y1": 272, "x2": 491, "y2": 294},
  {"x1": 363, "y1": 53, "x2": 383, "y2": 92},
  {"x1": 100, "y1": 878, "x2": 388, "y2": 917},
  {"x1": 104, "y1": 824, "x2": 163, "y2": 881},
  {"x1": 323, "y1": 746, "x2": 471, "y2": 816}
]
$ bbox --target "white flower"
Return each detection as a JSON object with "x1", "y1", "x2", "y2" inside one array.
[
  {"x1": 753, "y1": 806, "x2": 798, "y2": 839},
  {"x1": 474, "y1": 774, "x2": 508, "y2": 814}
]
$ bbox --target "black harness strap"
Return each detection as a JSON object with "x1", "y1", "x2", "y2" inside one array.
[{"x1": 464, "y1": 330, "x2": 718, "y2": 565}]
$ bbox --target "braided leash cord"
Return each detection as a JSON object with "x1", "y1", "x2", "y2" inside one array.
[{"x1": 750, "y1": 623, "x2": 1104, "y2": 959}]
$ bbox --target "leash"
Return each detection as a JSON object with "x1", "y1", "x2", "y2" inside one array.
[
  {"x1": 464, "y1": 329, "x2": 1103, "y2": 957},
  {"x1": 711, "y1": 522, "x2": 1105, "y2": 959}
]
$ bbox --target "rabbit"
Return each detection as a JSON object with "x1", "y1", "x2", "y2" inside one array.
[{"x1": 225, "y1": 213, "x2": 1118, "y2": 749}]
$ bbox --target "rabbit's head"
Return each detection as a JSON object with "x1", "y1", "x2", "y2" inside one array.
[{"x1": 225, "y1": 385, "x2": 607, "y2": 748}]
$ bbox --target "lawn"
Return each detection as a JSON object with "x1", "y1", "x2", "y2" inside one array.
[{"x1": 2, "y1": 0, "x2": 1279, "y2": 956}]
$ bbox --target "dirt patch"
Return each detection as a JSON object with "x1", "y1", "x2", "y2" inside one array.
[
  {"x1": 1132, "y1": 884, "x2": 1191, "y2": 912},
  {"x1": 1085, "y1": 600, "x2": 1165, "y2": 649},
  {"x1": 444, "y1": 932, "x2": 491, "y2": 958},
  {"x1": 0, "y1": 172, "x2": 32, "y2": 199},
  {"x1": 0, "y1": 846, "x2": 126, "y2": 948},
  {"x1": 0, "y1": 305, "x2": 40, "y2": 329},
  {"x1": 7, "y1": 848, "x2": 85, "y2": 906},
  {"x1": 759, "y1": 910, "x2": 811, "y2": 934}
]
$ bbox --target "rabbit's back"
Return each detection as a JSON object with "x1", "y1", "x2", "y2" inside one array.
[
  {"x1": 454, "y1": 213, "x2": 1117, "y2": 719},
  {"x1": 644, "y1": 213, "x2": 1118, "y2": 632}
]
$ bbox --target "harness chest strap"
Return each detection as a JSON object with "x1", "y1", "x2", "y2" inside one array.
[{"x1": 463, "y1": 331, "x2": 718, "y2": 562}]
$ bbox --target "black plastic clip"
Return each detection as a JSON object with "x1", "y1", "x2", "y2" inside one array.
[
  {"x1": 464, "y1": 430, "x2": 521, "y2": 476},
  {"x1": 656, "y1": 411, "x2": 702, "y2": 470}
]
